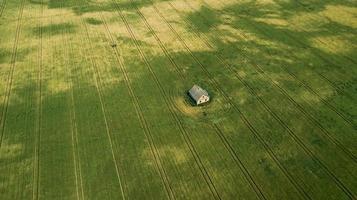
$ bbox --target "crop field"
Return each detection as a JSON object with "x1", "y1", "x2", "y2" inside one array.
[{"x1": 0, "y1": 0, "x2": 356, "y2": 199}]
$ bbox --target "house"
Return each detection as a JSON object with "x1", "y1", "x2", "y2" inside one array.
[{"x1": 188, "y1": 85, "x2": 210, "y2": 105}]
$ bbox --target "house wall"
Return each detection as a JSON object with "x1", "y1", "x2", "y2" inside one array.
[{"x1": 197, "y1": 95, "x2": 209, "y2": 105}]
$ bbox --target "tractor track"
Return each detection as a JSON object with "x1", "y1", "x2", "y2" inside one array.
[
  {"x1": 32, "y1": 0, "x2": 43, "y2": 199},
  {"x1": 165, "y1": 1, "x2": 356, "y2": 198},
  {"x1": 0, "y1": 0, "x2": 25, "y2": 147},
  {"x1": 178, "y1": 0, "x2": 357, "y2": 159},
  {"x1": 111, "y1": 1, "x2": 222, "y2": 199},
  {"x1": 148, "y1": 2, "x2": 312, "y2": 200},
  {"x1": 94, "y1": 6, "x2": 176, "y2": 200},
  {"x1": 126, "y1": 1, "x2": 267, "y2": 199},
  {"x1": 60, "y1": 19, "x2": 80, "y2": 200},
  {"x1": 63, "y1": 11, "x2": 85, "y2": 200},
  {"x1": 69, "y1": 24, "x2": 86, "y2": 200},
  {"x1": 211, "y1": 123, "x2": 267, "y2": 200},
  {"x1": 0, "y1": 0, "x2": 6, "y2": 18},
  {"x1": 13, "y1": 13, "x2": 36, "y2": 200}
]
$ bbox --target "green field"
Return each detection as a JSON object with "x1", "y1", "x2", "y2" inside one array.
[{"x1": 0, "y1": 0, "x2": 356, "y2": 199}]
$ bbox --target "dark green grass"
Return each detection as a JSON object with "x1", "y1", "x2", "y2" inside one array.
[
  {"x1": 34, "y1": 23, "x2": 76, "y2": 36},
  {"x1": 85, "y1": 17, "x2": 103, "y2": 25}
]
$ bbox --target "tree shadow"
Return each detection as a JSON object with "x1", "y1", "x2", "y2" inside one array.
[
  {"x1": 85, "y1": 17, "x2": 103, "y2": 25},
  {"x1": 27, "y1": 0, "x2": 172, "y2": 16},
  {"x1": 273, "y1": 0, "x2": 357, "y2": 15},
  {"x1": 0, "y1": 48, "x2": 33, "y2": 64},
  {"x1": 33, "y1": 23, "x2": 77, "y2": 36},
  {"x1": 185, "y1": 5, "x2": 221, "y2": 33}
]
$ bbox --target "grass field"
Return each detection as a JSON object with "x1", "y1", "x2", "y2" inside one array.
[{"x1": 0, "y1": 0, "x2": 356, "y2": 199}]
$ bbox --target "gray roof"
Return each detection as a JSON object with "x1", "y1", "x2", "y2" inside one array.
[{"x1": 188, "y1": 85, "x2": 209, "y2": 101}]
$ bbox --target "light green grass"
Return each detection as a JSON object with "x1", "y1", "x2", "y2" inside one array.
[{"x1": 0, "y1": 0, "x2": 356, "y2": 199}]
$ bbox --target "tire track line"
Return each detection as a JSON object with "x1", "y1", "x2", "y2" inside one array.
[
  {"x1": 32, "y1": 0, "x2": 43, "y2": 199},
  {"x1": 212, "y1": 123, "x2": 267, "y2": 200},
  {"x1": 14, "y1": 12, "x2": 36, "y2": 200},
  {"x1": 125, "y1": 1, "x2": 266, "y2": 199},
  {"x1": 0, "y1": 0, "x2": 25, "y2": 147},
  {"x1": 69, "y1": 91, "x2": 85, "y2": 200},
  {"x1": 111, "y1": 1, "x2": 221, "y2": 199},
  {"x1": 174, "y1": 0, "x2": 357, "y2": 162},
  {"x1": 148, "y1": 2, "x2": 313, "y2": 199},
  {"x1": 96, "y1": 9, "x2": 175, "y2": 200},
  {"x1": 0, "y1": 0, "x2": 6, "y2": 18},
  {"x1": 62, "y1": 11, "x2": 84, "y2": 200},
  {"x1": 68, "y1": 46, "x2": 85, "y2": 200},
  {"x1": 68, "y1": 83, "x2": 84, "y2": 200},
  {"x1": 166, "y1": 1, "x2": 356, "y2": 198}
]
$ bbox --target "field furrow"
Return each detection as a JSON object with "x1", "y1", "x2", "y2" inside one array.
[
  {"x1": 0, "y1": 0, "x2": 6, "y2": 18},
  {"x1": 0, "y1": 0, "x2": 25, "y2": 147}
]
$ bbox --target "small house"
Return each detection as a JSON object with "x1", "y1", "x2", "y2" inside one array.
[{"x1": 188, "y1": 85, "x2": 210, "y2": 105}]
